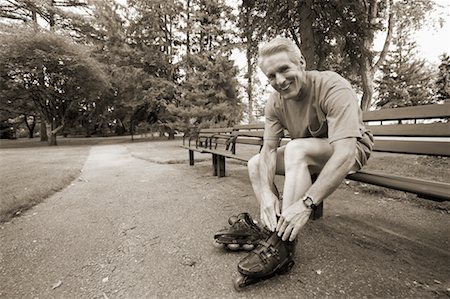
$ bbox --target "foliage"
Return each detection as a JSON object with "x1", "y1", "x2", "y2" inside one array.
[
  {"x1": 434, "y1": 54, "x2": 450, "y2": 102},
  {"x1": 167, "y1": 52, "x2": 242, "y2": 134},
  {"x1": 375, "y1": 0, "x2": 439, "y2": 108},
  {"x1": 240, "y1": 0, "x2": 438, "y2": 111},
  {"x1": 0, "y1": 28, "x2": 109, "y2": 145},
  {"x1": 376, "y1": 56, "x2": 435, "y2": 108},
  {"x1": 1, "y1": 0, "x2": 442, "y2": 141}
]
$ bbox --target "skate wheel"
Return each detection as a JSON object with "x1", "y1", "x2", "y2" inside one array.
[
  {"x1": 228, "y1": 215, "x2": 239, "y2": 225},
  {"x1": 227, "y1": 243, "x2": 240, "y2": 251},
  {"x1": 233, "y1": 275, "x2": 247, "y2": 291},
  {"x1": 212, "y1": 239, "x2": 225, "y2": 249},
  {"x1": 241, "y1": 244, "x2": 255, "y2": 251}
]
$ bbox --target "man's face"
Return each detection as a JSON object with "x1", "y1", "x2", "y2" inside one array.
[{"x1": 260, "y1": 51, "x2": 306, "y2": 101}]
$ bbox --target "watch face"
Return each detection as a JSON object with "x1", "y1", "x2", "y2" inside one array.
[{"x1": 303, "y1": 196, "x2": 313, "y2": 207}]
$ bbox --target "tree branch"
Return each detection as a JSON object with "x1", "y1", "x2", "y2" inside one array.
[
  {"x1": 373, "y1": 1, "x2": 395, "y2": 71},
  {"x1": 289, "y1": 28, "x2": 301, "y2": 50}
]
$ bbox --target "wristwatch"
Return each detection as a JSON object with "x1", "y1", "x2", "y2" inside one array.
[{"x1": 302, "y1": 195, "x2": 317, "y2": 210}]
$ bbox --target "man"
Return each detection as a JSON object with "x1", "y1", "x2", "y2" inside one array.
[{"x1": 237, "y1": 37, "x2": 373, "y2": 279}]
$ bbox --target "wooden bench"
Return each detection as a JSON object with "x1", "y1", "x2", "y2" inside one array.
[{"x1": 183, "y1": 103, "x2": 450, "y2": 219}]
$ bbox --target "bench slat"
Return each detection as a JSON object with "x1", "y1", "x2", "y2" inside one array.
[
  {"x1": 373, "y1": 139, "x2": 450, "y2": 156},
  {"x1": 363, "y1": 103, "x2": 450, "y2": 121},
  {"x1": 232, "y1": 131, "x2": 264, "y2": 138},
  {"x1": 200, "y1": 127, "x2": 234, "y2": 133},
  {"x1": 233, "y1": 123, "x2": 265, "y2": 130},
  {"x1": 368, "y1": 122, "x2": 450, "y2": 137},
  {"x1": 205, "y1": 149, "x2": 250, "y2": 162},
  {"x1": 234, "y1": 137, "x2": 264, "y2": 146},
  {"x1": 347, "y1": 170, "x2": 450, "y2": 201}
]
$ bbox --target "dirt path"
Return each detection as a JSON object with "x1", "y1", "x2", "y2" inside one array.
[{"x1": 1, "y1": 141, "x2": 449, "y2": 298}]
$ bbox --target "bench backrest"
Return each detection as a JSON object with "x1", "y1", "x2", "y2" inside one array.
[
  {"x1": 364, "y1": 104, "x2": 450, "y2": 156},
  {"x1": 193, "y1": 103, "x2": 450, "y2": 156}
]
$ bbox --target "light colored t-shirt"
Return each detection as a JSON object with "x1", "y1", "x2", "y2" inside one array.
[{"x1": 264, "y1": 70, "x2": 373, "y2": 168}]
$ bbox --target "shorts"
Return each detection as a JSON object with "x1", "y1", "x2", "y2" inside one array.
[{"x1": 350, "y1": 131, "x2": 374, "y2": 173}]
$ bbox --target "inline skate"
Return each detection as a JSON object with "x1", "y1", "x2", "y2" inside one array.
[
  {"x1": 213, "y1": 212, "x2": 270, "y2": 251},
  {"x1": 233, "y1": 232, "x2": 296, "y2": 290}
]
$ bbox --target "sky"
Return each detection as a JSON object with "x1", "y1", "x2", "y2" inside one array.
[{"x1": 374, "y1": 0, "x2": 449, "y2": 65}]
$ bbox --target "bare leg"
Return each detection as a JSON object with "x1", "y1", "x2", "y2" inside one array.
[
  {"x1": 247, "y1": 148, "x2": 285, "y2": 207},
  {"x1": 281, "y1": 138, "x2": 333, "y2": 212}
]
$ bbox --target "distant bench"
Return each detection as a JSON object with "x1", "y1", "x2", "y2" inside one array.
[{"x1": 182, "y1": 103, "x2": 450, "y2": 219}]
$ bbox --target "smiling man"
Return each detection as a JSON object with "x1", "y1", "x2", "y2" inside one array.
[{"x1": 237, "y1": 37, "x2": 374, "y2": 279}]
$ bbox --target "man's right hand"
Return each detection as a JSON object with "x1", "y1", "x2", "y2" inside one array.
[{"x1": 260, "y1": 192, "x2": 281, "y2": 231}]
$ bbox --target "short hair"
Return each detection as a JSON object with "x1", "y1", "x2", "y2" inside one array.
[{"x1": 258, "y1": 37, "x2": 304, "y2": 67}]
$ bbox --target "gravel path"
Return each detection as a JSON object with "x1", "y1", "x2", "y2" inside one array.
[{"x1": 1, "y1": 141, "x2": 449, "y2": 298}]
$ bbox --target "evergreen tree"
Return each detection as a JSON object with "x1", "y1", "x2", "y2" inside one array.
[
  {"x1": 167, "y1": 52, "x2": 242, "y2": 135},
  {"x1": 434, "y1": 54, "x2": 450, "y2": 102},
  {"x1": 375, "y1": 22, "x2": 435, "y2": 108},
  {"x1": 238, "y1": 0, "x2": 261, "y2": 123},
  {"x1": 168, "y1": 0, "x2": 242, "y2": 136}
]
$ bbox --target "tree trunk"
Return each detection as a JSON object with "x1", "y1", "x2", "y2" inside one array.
[
  {"x1": 360, "y1": 60, "x2": 374, "y2": 111},
  {"x1": 168, "y1": 128, "x2": 175, "y2": 140},
  {"x1": 46, "y1": 122, "x2": 57, "y2": 146},
  {"x1": 130, "y1": 118, "x2": 134, "y2": 141},
  {"x1": 246, "y1": 33, "x2": 254, "y2": 123},
  {"x1": 45, "y1": 117, "x2": 64, "y2": 146},
  {"x1": 49, "y1": 0, "x2": 55, "y2": 30},
  {"x1": 298, "y1": 0, "x2": 318, "y2": 70},
  {"x1": 40, "y1": 120, "x2": 48, "y2": 142},
  {"x1": 24, "y1": 115, "x2": 36, "y2": 138},
  {"x1": 186, "y1": 0, "x2": 191, "y2": 55}
]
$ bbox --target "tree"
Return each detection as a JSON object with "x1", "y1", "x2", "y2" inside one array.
[
  {"x1": 168, "y1": 52, "x2": 242, "y2": 134},
  {"x1": 241, "y1": 0, "x2": 437, "y2": 110},
  {"x1": 435, "y1": 54, "x2": 450, "y2": 103},
  {"x1": 0, "y1": 0, "x2": 91, "y2": 30},
  {"x1": 168, "y1": 0, "x2": 242, "y2": 135},
  {"x1": 0, "y1": 28, "x2": 109, "y2": 145},
  {"x1": 375, "y1": 17, "x2": 437, "y2": 109},
  {"x1": 238, "y1": 0, "x2": 262, "y2": 123},
  {"x1": 125, "y1": 0, "x2": 181, "y2": 138},
  {"x1": 376, "y1": 54, "x2": 435, "y2": 108}
]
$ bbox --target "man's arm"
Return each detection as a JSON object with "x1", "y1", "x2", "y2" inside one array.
[
  {"x1": 277, "y1": 137, "x2": 357, "y2": 241},
  {"x1": 258, "y1": 137, "x2": 281, "y2": 231}
]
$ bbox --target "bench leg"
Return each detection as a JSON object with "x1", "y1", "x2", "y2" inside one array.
[
  {"x1": 212, "y1": 154, "x2": 218, "y2": 176},
  {"x1": 309, "y1": 202, "x2": 323, "y2": 220},
  {"x1": 189, "y1": 150, "x2": 194, "y2": 166},
  {"x1": 217, "y1": 156, "x2": 226, "y2": 177}
]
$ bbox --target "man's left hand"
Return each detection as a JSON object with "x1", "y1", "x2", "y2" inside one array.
[{"x1": 276, "y1": 201, "x2": 312, "y2": 241}]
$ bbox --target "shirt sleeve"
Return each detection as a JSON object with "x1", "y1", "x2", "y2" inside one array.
[
  {"x1": 264, "y1": 93, "x2": 284, "y2": 141},
  {"x1": 321, "y1": 86, "x2": 362, "y2": 143}
]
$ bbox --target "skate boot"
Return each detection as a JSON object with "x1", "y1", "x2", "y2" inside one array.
[
  {"x1": 213, "y1": 213, "x2": 270, "y2": 251},
  {"x1": 234, "y1": 232, "x2": 296, "y2": 290}
]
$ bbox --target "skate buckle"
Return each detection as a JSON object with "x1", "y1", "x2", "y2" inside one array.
[{"x1": 255, "y1": 241, "x2": 279, "y2": 264}]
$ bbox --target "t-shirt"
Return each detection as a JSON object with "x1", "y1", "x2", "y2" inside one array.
[{"x1": 264, "y1": 70, "x2": 371, "y2": 147}]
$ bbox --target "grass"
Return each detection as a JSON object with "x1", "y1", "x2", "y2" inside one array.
[
  {"x1": 346, "y1": 153, "x2": 450, "y2": 211},
  {"x1": 0, "y1": 145, "x2": 90, "y2": 222},
  {"x1": 0, "y1": 134, "x2": 177, "y2": 222}
]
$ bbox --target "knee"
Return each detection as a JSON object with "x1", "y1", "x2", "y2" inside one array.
[
  {"x1": 284, "y1": 139, "x2": 310, "y2": 167},
  {"x1": 247, "y1": 154, "x2": 260, "y2": 178}
]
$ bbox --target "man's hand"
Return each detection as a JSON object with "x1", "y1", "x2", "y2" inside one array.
[
  {"x1": 276, "y1": 201, "x2": 312, "y2": 241},
  {"x1": 260, "y1": 193, "x2": 281, "y2": 231}
]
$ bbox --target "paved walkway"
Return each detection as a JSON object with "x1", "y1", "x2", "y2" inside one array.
[{"x1": 1, "y1": 141, "x2": 449, "y2": 298}]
